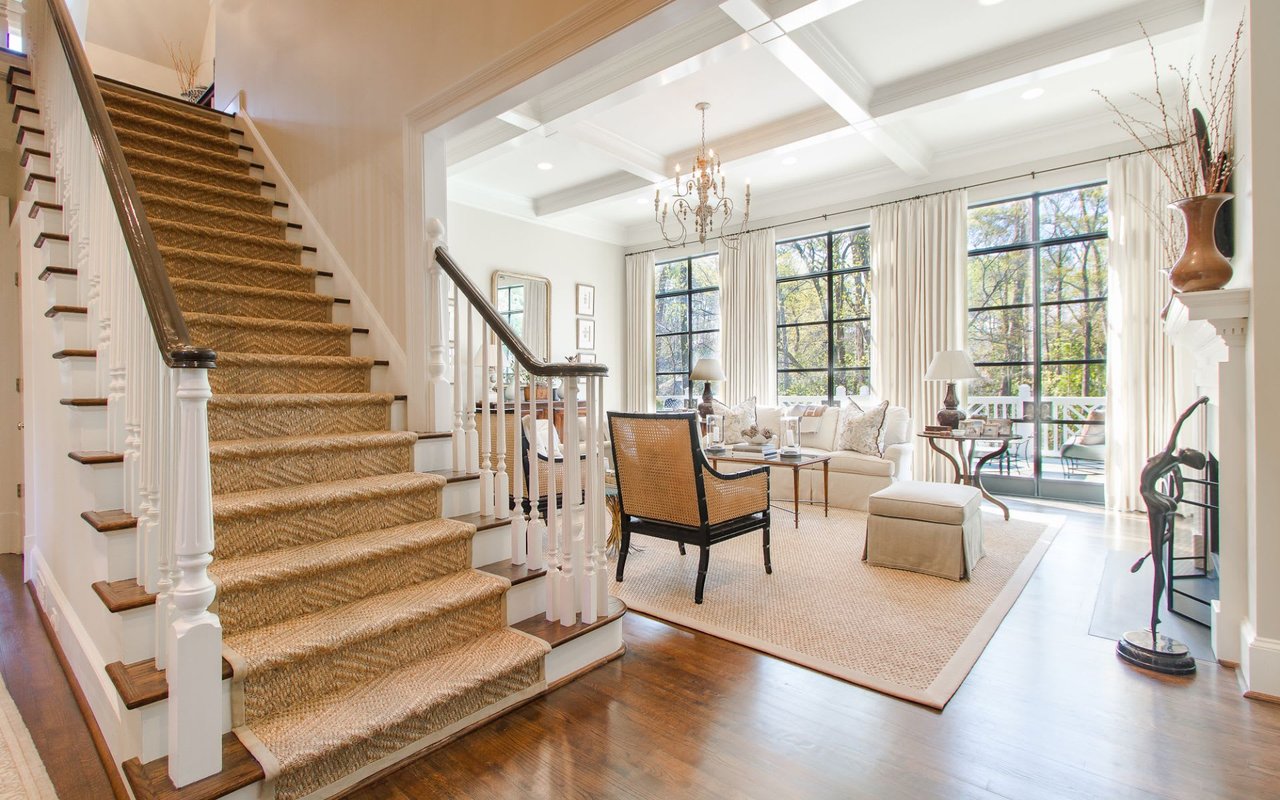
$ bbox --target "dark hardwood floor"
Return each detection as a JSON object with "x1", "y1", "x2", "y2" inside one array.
[
  {"x1": 0, "y1": 555, "x2": 117, "y2": 799},
  {"x1": 5, "y1": 500, "x2": 1280, "y2": 799}
]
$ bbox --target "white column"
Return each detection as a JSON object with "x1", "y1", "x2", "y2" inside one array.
[
  {"x1": 166, "y1": 368, "x2": 222, "y2": 786},
  {"x1": 1214, "y1": 322, "x2": 1247, "y2": 666}
]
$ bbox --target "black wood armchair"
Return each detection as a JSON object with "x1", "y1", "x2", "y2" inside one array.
[{"x1": 607, "y1": 412, "x2": 771, "y2": 603}]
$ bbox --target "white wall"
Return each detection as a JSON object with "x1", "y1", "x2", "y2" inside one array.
[
  {"x1": 447, "y1": 203, "x2": 624, "y2": 410},
  {"x1": 0, "y1": 203, "x2": 20, "y2": 553}
]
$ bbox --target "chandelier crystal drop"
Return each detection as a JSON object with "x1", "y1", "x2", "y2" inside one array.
[{"x1": 654, "y1": 102, "x2": 751, "y2": 249}]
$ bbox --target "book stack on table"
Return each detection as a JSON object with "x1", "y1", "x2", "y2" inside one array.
[{"x1": 734, "y1": 442, "x2": 778, "y2": 457}]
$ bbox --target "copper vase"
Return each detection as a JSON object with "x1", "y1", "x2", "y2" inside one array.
[{"x1": 1169, "y1": 193, "x2": 1233, "y2": 292}]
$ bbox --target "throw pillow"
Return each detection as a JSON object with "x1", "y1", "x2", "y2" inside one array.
[
  {"x1": 836, "y1": 400, "x2": 888, "y2": 456},
  {"x1": 711, "y1": 396, "x2": 756, "y2": 445},
  {"x1": 1079, "y1": 409, "x2": 1106, "y2": 445}
]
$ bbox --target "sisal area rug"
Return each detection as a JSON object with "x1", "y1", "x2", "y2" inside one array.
[
  {"x1": 0, "y1": 674, "x2": 58, "y2": 800},
  {"x1": 611, "y1": 505, "x2": 1062, "y2": 709}
]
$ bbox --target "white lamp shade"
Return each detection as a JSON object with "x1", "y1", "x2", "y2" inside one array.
[
  {"x1": 690, "y1": 357, "x2": 726, "y2": 382},
  {"x1": 925, "y1": 350, "x2": 980, "y2": 381}
]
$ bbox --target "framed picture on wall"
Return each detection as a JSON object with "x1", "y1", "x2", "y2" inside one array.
[
  {"x1": 576, "y1": 283, "x2": 595, "y2": 316},
  {"x1": 576, "y1": 318, "x2": 596, "y2": 350},
  {"x1": 579, "y1": 352, "x2": 597, "y2": 363}
]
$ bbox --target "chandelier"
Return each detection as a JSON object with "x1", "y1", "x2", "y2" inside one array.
[{"x1": 654, "y1": 102, "x2": 750, "y2": 248}]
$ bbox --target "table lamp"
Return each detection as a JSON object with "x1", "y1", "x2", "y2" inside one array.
[
  {"x1": 690, "y1": 358, "x2": 725, "y2": 419},
  {"x1": 924, "y1": 349, "x2": 980, "y2": 429}
]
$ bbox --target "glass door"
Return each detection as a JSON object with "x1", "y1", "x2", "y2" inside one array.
[{"x1": 965, "y1": 184, "x2": 1109, "y2": 503}]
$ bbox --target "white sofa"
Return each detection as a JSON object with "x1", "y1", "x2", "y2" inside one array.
[{"x1": 725, "y1": 403, "x2": 913, "y2": 512}]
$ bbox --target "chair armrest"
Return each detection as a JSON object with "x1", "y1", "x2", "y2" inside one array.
[{"x1": 703, "y1": 467, "x2": 769, "y2": 525}]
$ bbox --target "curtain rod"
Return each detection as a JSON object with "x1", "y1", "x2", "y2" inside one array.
[{"x1": 623, "y1": 144, "x2": 1164, "y2": 257}]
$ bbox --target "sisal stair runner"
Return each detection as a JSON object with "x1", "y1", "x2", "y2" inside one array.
[{"x1": 99, "y1": 80, "x2": 549, "y2": 800}]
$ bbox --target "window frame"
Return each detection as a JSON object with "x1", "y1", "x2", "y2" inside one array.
[
  {"x1": 775, "y1": 226, "x2": 872, "y2": 404},
  {"x1": 654, "y1": 253, "x2": 719, "y2": 409}
]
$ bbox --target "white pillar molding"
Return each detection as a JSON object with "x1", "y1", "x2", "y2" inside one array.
[{"x1": 1164, "y1": 288, "x2": 1249, "y2": 668}]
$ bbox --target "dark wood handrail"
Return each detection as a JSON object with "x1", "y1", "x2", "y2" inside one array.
[
  {"x1": 44, "y1": 0, "x2": 214, "y2": 369},
  {"x1": 435, "y1": 246, "x2": 608, "y2": 379}
]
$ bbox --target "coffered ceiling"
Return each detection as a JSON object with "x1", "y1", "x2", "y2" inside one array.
[{"x1": 445, "y1": 0, "x2": 1206, "y2": 246}]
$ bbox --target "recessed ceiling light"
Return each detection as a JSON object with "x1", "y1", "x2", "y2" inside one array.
[
  {"x1": 636, "y1": 196, "x2": 650, "y2": 205},
  {"x1": 537, "y1": 162, "x2": 554, "y2": 171},
  {"x1": 1021, "y1": 87, "x2": 1045, "y2": 100},
  {"x1": 782, "y1": 156, "x2": 798, "y2": 166},
  {"x1": 978, "y1": 0, "x2": 1004, "y2": 6}
]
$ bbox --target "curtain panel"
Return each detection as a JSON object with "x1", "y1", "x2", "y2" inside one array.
[
  {"x1": 1104, "y1": 153, "x2": 1180, "y2": 510},
  {"x1": 718, "y1": 228, "x2": 777, "y2": 406},
  {"x1": 623, "y1": 252, "x2": 657, "y2": 412},
  {"x1": 871, "y1": 190, "x2": 969, "y2": 483}
]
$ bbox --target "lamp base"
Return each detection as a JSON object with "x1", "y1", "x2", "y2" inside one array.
[
  {"x1": 697, "y1": 381, "x2": 714, "y2": 419},
  {"x1": 937, "y1": 381, "x2": 966, "y2": 429}
]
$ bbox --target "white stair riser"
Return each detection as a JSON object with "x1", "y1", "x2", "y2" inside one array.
[
  {"x1": 81, "y1": 461, "x2": 124, "y2": 510},
  {"x1": 57, "y1": 355, "x2": 97, "y2": 397},
  {"x1": 15, "y1": 107, "x2": 40, "y2": 128},
  {"x1": 117, "y1": 604, "x2": 158, "y2": 664},
  {"x1": 442, "y1": 479, "x2": 478, "y2": 518},
  {"x1": 544, "y1": 617, "x2": 623, "y2": 684},
  {"x1": 99, "y1": 529, "x2": 137, "y2": 583},
  {"x1": 19, "y1": 131, "x2": 46, "y2": 151},
  {"x1": 26, "y1": 179, "x2": 57, "y2": 205},
  {"x1": 32, "y1": 206, "x2": 62, "y2": 230},
  {"x1": 390, "y1": 399, "x2": 407, "y2": 432},
  {"x1": 412, "y1": 438, "x2": 452, "y2": 472},
  {"x1": 43, "y1": 268, "x2": 80, "y2": 307},
  {"x1": 471, "y1": 524, "x2": 508, "y2": 568},
  {"x1": 25, "y1": 152, "x2": 52, "y2": 174},
  {"x1": 69, "y1": 404, "x2": 110, "y2": 452},
  {"x1": 505, "y1": 575, "x2": 544, "y2": 623},
  {"x1": 50, "y1": 314, "x2": 89, "y2": 352}
]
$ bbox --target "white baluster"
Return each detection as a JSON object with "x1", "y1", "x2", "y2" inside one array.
[
  {"x1": 154, "y1": 365, "x2": 175, "y2": 670},
  {"x1": 167, "y1": 368, "x2": 222, "y2": 786},
  {"x1": 544, "y1": 380, "x2": 559, "y2": 621},
  {"x1": 495, "y1": 344, "x2": 510, "y2": 522},
  {"x1": 581, "y1": 375, "x2": 599, "y2": 621},
  {"x1": 479, "y1": 328, "x2": 493, "y2": 515},
  {"x1": 509, "y1": 358, "x2": 525, "y2": 563},
  {"x1": 451, "y1": 284, "x2": 464, "y2": 472},
  {"x1": 560, "y1": 378, "x2": 580, "y2": 626},
  {"x1": 526, "y1": 377, "x2": 544, "y2": 572},
  {"x1": 594, "y1": 375, "x2": 610, "y2": 616},
  {"x1": 464, "y1": 305, "x2": 478, "y2": 474}
]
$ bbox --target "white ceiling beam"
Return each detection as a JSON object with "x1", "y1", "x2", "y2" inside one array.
[
  {"x1": 450, "y1": 179, "x2": 628, "y2": 244},
  {"x1": 697, "y1": 105, "x2": 849, "y2": 165},
  {"x1": 869, "y1": 0, "x2": 1205, "y2": 117},
  {"x1": 447, "y1": 122, "x2": 544, "y2": 175},
  {"x1": 565, "y1": 123, "x2": 670, "y2": 184},
  {"x1": 534, "y1": 172, "x2": 654, "y2": 217}
]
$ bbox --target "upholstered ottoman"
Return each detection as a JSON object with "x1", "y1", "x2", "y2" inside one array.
[{"x1": 863, "y1": 481, "x2": 984, "y2": 580}]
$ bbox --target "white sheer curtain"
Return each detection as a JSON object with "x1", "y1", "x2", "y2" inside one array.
[
  {"x1": 623, "y1": 252, "x2": 656, "y2": 411},
  {"x1": 521, "y1": 279, "x2": 548, "y2": 359},
  {"x1": 718, "y1": 228, "x2": 777, "y2": 406},
  {"x1": 1105, "y1": 153, "x2": 1180, "y2": 510},
  {"x1": 871, "y1": 190, "x2": 969, "y2": 483}
]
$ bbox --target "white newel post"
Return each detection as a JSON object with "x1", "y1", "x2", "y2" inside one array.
[
  {"x1": 560, "y1": 379, "x2": 580, "y2": 626},
  {"x1": 167, "y1": 367, "x2": 222, "y2": 786},
  {"x1": 581, "y1": 376, "x2": 599, "y2": 621},
  {"x1": 422, "y1": 218, "x2": 452, "y2": 433}
]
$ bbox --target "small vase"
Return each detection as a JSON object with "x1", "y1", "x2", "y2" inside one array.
[{"x1": 1169, "y1": 193, "x2": 1233, "y2": 292}]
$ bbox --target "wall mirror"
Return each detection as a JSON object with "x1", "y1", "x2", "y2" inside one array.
[{"x1": 491, "y1": 270, "x2": 552, "y2": 362}]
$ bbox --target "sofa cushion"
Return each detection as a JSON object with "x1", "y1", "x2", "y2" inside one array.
[
  {"x1": 882, "y1": 405, "x2": 911, "y2": 446},
  {"x1": 869, "y1": 481, "x2": 981, "y2": 525},
  {"x1": 712, "y1": 396, "x2": 756, "y2": 444},
  {"x1": 826, "y1": 449, "x2": 894, "y2": 478},
  {"x1": 837, "y1": 400, "x2": 888, "y2": 455}
]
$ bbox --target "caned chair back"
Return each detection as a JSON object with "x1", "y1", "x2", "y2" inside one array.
[{"x1": 608, "y1": 413, "x2": 702, "y2": 528}]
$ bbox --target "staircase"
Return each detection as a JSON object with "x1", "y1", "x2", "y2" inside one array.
[{"x1": 12, "y1": 1, "x2": 623, "y2": 797}]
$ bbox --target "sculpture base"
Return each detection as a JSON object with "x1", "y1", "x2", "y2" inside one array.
[{"x1": 1117, "y1": 630, "x2": 1196, "y2": 675}]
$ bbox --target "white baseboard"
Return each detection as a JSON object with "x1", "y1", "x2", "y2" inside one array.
[{"x1": 1241, "y1": 619, "x2": 1280, "y2": 698}]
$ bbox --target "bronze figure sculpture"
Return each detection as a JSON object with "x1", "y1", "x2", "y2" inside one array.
[{"x1": 1117, "y1": 396, "x2": 1209, "y2": 675}]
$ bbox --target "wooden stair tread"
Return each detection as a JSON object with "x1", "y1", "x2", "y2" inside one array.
[
  {"x1": 45, "y1": 304, "x2": 86, "y2": 317},
  {"x1": 513, "y1": 596, "x2": 626, "y2": 648},
  {"x1": 60, "y1": 397, "x2": 107, "y2": 407},
  {"x1": 69, "y1": 450, "x2": 123, "y2": 464},
  {"x1": 81, "y1": 509, "x2": 137, "y2": 532},
  {"x1": 123, "y1": 732, "x2": 263, "y2": 800},
  {"x1": 91, "y1": 578, "x2": 155, "y2": 612},
  {"x1": 7, "y1": 83, "x2": 34, "y2": 103},
  {"x1": 53, "y1": 348, "x2": 96, "y2": 359},
  {"x1": 24, "y1": 173, "x2": 53, "y2": 191},
  {"x1": 35, "y1": 232, "x2": 69, "y2": 247},
  {"x1": 106, "y1": 657, "x2": 233, "y2": 710},
  {"x1": 6, "y1": 65, "x2": 30, "y2": 84},
  {"x1": 424, "y1": 469, "x2": 479, "y2": 484},
  {"x1": 478, "y1": 557, "x2": 546, "y2": 586},
  {"x1": 28, "y1": 200, "x2": 62, "y2": 218},
  {"x1": 452, "y1": 512, "x2": 509, "y2": 533},
  {"x1": 38, "y1": 266, "x2": 75, "y2": 280}
]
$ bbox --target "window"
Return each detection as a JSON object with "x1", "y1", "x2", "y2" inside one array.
[
  {"x1": 776, "y1": 227, "x2": 871, "y2": 404},
  {"x1": 966, "y1": 183, "x2": 1108, "y2": 500},
  {"x1": 495, "y1": 284, "x2": 523, "y2": 384},
  {"x1": 654, "y1": 254, "x2": 719, "y2": 409}
]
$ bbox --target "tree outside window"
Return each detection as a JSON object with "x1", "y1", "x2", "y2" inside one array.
[
  {"x1": 655, "y1": 254, "x2": 719, "y2": 409},
  {"x1": 776, "y1": 228, "x2": 871, "y2": 404}
]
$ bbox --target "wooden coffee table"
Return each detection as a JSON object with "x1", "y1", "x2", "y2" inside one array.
[{"x1": 706, "y1": 450, "x2": 830, "y2": 529}]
